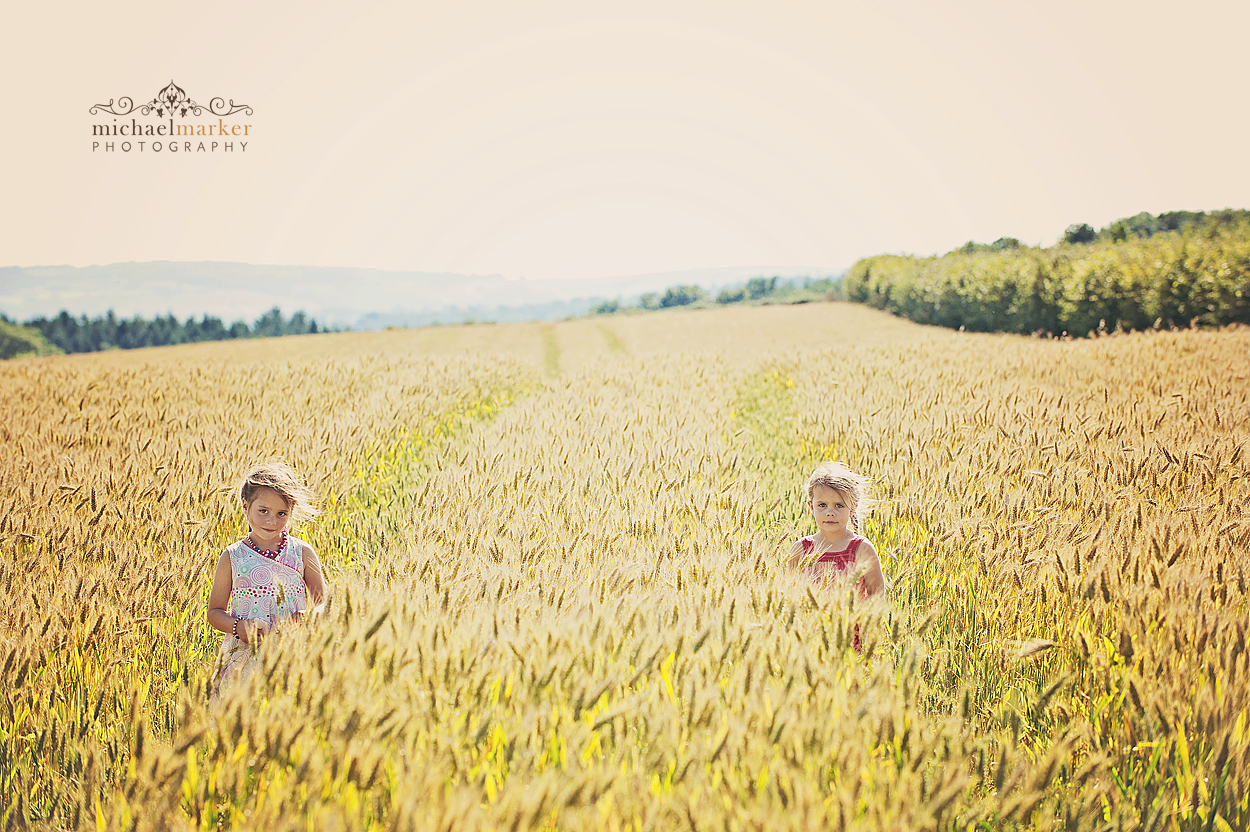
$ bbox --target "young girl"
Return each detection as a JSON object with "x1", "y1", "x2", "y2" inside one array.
[
  {"x1": 207, "y1": 462, "x2": 327, "y2": 694},
  {"x1": 788, "y1": 462, "x2": 886, "y2": 649}
]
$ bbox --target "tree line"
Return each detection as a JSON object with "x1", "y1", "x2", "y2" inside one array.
[
  {"x1": 845, "y1": 209, "x2": 1250, "y2": 337},
  {"x1": 593, "y1": 275, "x2": 843, "y2": 315},
  {"x1": 1, "y1": 307, "x2": 326, "y2": 358}
]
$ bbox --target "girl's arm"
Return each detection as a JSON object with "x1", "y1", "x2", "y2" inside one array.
[
  {"x1": 303, "y1": 544, "x2": 327, "y2": 614},
  {"x1": 786, "y1": 539, "x2": 810, "y2": 570},
  {"x1": 206, "y1": 550, "x2": 268, "y2": 643},
  {"x1": 856, "y1": 540, "x2": 888, "y2": 597}
]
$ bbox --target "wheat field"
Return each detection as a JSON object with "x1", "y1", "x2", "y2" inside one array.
[{"x1": 1, "y1": 303, "x2": 1247, "y2": 831}]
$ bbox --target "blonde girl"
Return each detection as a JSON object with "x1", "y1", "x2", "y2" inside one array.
[
  {"x1": 787, "y1": 462, "x2": 886, "y2": 653},
  {"x1": 788, "y1": 461, "x2": 886, "y2": 596},
  {"x1": 207, "y1": 462, "x2": 326, "y2": 693}
]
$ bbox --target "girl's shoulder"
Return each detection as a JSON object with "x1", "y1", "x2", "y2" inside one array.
[
  {"x1": 223, "y1": 538, "x2": 254, "y2": 573},
  {"x1": 844, "y1": 535, "x2": 872, "y2": 556}
]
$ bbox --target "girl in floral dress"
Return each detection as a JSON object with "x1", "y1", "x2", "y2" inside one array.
[{"x1": 207, "y1": 462, "x2": 326, "y2": 696}]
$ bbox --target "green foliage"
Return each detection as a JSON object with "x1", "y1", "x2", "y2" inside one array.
[
  {"x1": 1108, "y1": 209, "x2": 1216, "y2": 240},
  {"x1": 715, "y1": 277, "x2": 783, "y2": 305},
  {"x1": 1090, "y1": 209, "x2": 1250, "y2": 243},
  {"x1": 0, "y1": 318, "x2": 62, "y2": 359},
  {"x1": 957, "y1": 237, "x2": 1023, "y2": 254},
  {"x1": 623, "y1": 274, "x2": 845, "y2": 314},
  {"x1": 746, "y1": 276, "x2": 778, "y2": 299},
  {"x1": 20, "y1": 306, "x2": 324, "y2": 355},
  {"x1": 847, "y1": 214, "x2": 1250, "y2": 335},
  {"x1": 659, "y1": 285, "x2": 706, "y2": 308},
  {"x1": 592, "y1": 299, "x2": 620, "y2": 315},
  {"x1": 714, "y1": 276, "x2": 845, "y2": 307},
  {"x1": 1063, "y1": 223, "x2": 1097, "y2": 245}
]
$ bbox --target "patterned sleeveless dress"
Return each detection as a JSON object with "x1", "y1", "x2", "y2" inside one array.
[
  {"x1": 801, "y1": 535, "x2": 866, "y2": 652},
  {"x1": 212, "y1": 533, "x2": 310, "y2": 695}
]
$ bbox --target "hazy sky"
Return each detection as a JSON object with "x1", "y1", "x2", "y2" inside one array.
[{"x1": 3, "y1": 0, "x2": 1247, "y2": 280}]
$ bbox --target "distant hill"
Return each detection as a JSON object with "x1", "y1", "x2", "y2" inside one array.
[
  {"x1": 0, "y1": 319, "x2": 61, "y2": 359},
  {"x1": 0, "y1": 262, "x2": 846, "y2": 329}
]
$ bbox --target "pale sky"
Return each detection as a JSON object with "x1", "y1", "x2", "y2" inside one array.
[{"x1": 2, "y1": 0, "x2": 1247, "y2": 280}]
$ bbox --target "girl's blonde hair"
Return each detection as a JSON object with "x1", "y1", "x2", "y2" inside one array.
[
  {"x1": 805, "y1": 461, "x2": 872, "y2": 533},
  {"x1": 239, "y1": 462, "x2": 319, "y2": 526}
]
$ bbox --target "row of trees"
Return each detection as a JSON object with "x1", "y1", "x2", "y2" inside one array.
[
  {"x1": 9, "y1": 307, "x2": 325, "y2": 356},
  {"x1": 1087, "y1": 209, "x2": 1239, "y2": 244},
  {"x1": 845, "y1": 212, "x2": 1250, "y2": 336},
  {"x1": 594, "y1": 276, "x2": 842, "y2": 315}
]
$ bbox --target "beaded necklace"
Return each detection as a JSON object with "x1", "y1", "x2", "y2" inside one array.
[{"x1": 245, "y1": 531, "x2": 288, "y2": 561}]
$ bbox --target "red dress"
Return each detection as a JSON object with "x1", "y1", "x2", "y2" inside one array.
[
  {"x1": 801, "y1": 535, "x2": 863, "y2": 573},
  {"x1": 801, "y1": 535, "x2": 865, "y2": 652}
]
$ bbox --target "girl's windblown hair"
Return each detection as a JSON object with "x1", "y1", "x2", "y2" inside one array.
[
  {"x1": 804, "y1": 461, "x2": 872, "y2": 533},
  {"x1": 239, "y1": 462, "x2": 319, "y2": 526}
]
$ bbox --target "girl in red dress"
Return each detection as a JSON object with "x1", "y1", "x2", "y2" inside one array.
[{"x1": 787, "y1": 461, "x2": 886, "y2": 650}]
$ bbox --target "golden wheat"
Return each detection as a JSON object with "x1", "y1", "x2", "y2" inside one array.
[{"x1": 0, "y1": 305, "x2": 1246, "y2": 831}]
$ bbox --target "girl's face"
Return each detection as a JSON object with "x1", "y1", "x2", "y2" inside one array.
[
  {"x1": 243, "y1": 487, "x2": 291, "y2": 545},
  {"x1": 807, "y1": 484, "x2": 854, "y2": 538}
]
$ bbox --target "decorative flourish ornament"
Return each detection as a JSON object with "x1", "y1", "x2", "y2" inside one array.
[{"x1": 90, "y1": 80, "x2": 252, "y2": 118}]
